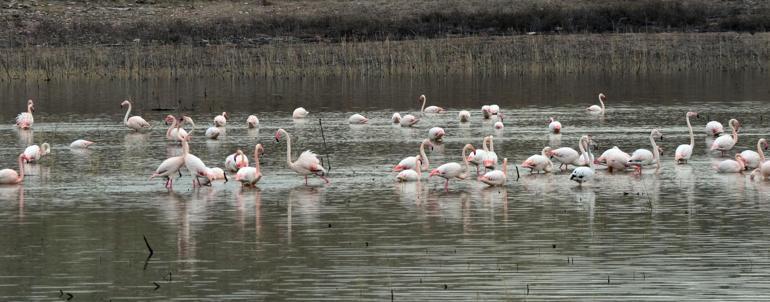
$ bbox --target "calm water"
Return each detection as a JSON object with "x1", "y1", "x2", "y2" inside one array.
[{"x1": 2, "y1": 72, "x2": 770, "y2": 301}]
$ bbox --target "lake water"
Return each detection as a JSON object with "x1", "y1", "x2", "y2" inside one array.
[{"x1": 2, "y1": 72, "x2": 770, "y2": 301}]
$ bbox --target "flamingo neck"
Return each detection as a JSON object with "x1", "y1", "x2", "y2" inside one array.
[
  {"x1": 186, "y1": 119, "x2": 196, "y2": 137},
  {"x1": 758, "y1": 140, "x2": 766, "y2": 162},
  {"x1": 488, "y1": 137, "x2": 494, "y2": 152},
  {"x1": 459, "y1": 145, "x2": 471, "y2": 179},
  {"x1": 419, "y1": 140, "x2": 429, "y2": 170},
  {"x1": 420, "y1": 97, "x2": 426, "y2": 113},
  {"x1": 166, "y1": 118, "x2": 177, "y2": 138},
  {"x1": 281, "y1": 130, "x2": 293, "y2": 168},
  {"x1": 482, "y1": 137, "x2": 490, "y2": 152},
  {"x1": 254, "y1": 146, "x2": 261, "y2": 174},
  {"x1": 650, "y1": 132, "x2": 660, "y2": 169},
  {"x1": 123, "y1": 102, "x2": 132, "y2": 125},
  {"x1": 686, "y1": 115, "x2": 694, "y2": 147},
  {"x1": 599, "y1": 96, "x2": 605, "y2": 113},
  {"x1": 731, "y1": 123, "x2": 738, "y2": 143},
  {"x1": 27, "y1": 104, "x2": 33, "y2": 115},
  {"x1": 17, "y1": 155, "x2": 24, "y2": 183},
  {"x1": 578, "y1": 137, "x2": 587, "y2": 161},
  {"x1": 586, "y1": 139, "x2": 594, "y2": 168},
  {"x1": 180, "y1": 135, "x2": 190, "y2": 156},
  {"x1": 42, "y1": 143, "x2": 50, "y2": 155},
  {"x1": 502, "y1": 158, "x2": 508, "y2": 178}
]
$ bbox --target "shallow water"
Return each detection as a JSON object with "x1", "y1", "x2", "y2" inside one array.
[{"x1": 2, "y1": 72, "x2": 770, "y2": 300}]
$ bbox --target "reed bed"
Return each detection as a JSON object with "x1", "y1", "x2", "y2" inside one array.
[{"x1": 1, "y1": 33, "x2": 768, "y2": 81}]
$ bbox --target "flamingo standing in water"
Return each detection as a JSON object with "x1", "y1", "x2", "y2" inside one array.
[
  {"x1": 23, "y1": 143, "x2": 51, "y2": 163},
  {"x1": 181, "y1": 116, "x2": 216, "y2": 187},
  {"x1": 711, "y1": 119, "x2": 740, "y2": 157},
  {"x1": 393, "y1": 139, "x2": 432, "y2": 172},
  {"x1": 628, "y1": 129, "x2": 663, "y2": 174},
  {"x1": 247, "y1": 115, "x2": 259, "y2": 128},
  {"x1": 391, "y1": 113, "x2": 402, "y2": 124},
  {"x1": 494, "y1": 113, "x2": 504, "y2": 130},
  {"x1": 121, "y1": 100, "x2": 151, "y2": 132},
  {"x1": 348, "y1": 114, "x2": 368, "y2": 124},
  {"x1": 70, "y1": 140, "x2": 94, "y2": 149},
  {"x1": 483, "y1": 136, "x2": 499, "y2": 170},
  {"x1": 547, "y1": 137, "x2": 582, "y2": 170},
  {"x1": 213, "y1": 112, "x2": 228, "y2": 127},
  {"x1": 714, "y1": 154, "x2": 746, "y2": 173},
  {"x1": 275, "y1": 128, "x2": 329, "y2": 185},
  {"x1": 478, "y1": 158, "x2": 508, "y2": 186},
  {"x1": 482, "y1": 105, "x2": 500, "y2": 119},
  {"x1": 396, "y1": 156, "x2": 422, "y2": 182},
  {"x1": 586, "y1": 93, "x2": 606, "y2": 114},
  {"x1": 400, "y1": 114, "x2": 419, "y2": 127},
  {"x1": 197, "y1": 167, "x2": 228, "y2": 186},
  {"x1": 205, "y1": 125, "x2": 221, "y2": 139},
  {"x1": 596, "y1": 146, "x2": 631, "y2": 173},
  {"x1": 428, "y1": 127, "x2": 445, "y2": 142},
  {"x1": 751, "y1": 139, "x2": 770, "y2": 180},
  {"x1": 418, "y1": 95, "x2": 445, "y2": 113},
  {"x1": 0, "y1": 154, "x2": 26, "y2": 185},
  {"x1": 225, "y1": 149, "x2": 249, "y2": 172},
  {"x1": 675, "y1": 111, "x2": 699, "y2": 164},
  {"x1": 430, "y1": 144, "x2": 474, "y2": 191},
  {"x1": 15, "y1": 99, "x2": 35, "y2": 129},
  {"x1": 570, "y1": 142, "x2": 595, "y2": 186},
  {"x1": 236, "y1": 144, "x2": 264, "y2": 187},
  {"x1": 467, "y1": 136, "x2": 490, "y2": 175},
  {"x1": 150, "y1": 130, "x2": 186, "y2": 189},
  {"x1": 548, "y1": 117, "x2": 562, "y2": 134},
  {"x1": 741, "y1": 138, "x2": 768, "y2": 170},
  {"x1": 164, "y1": 115, "x2": 188, "y2": 141},
  {"x1": 522, "y1": 147, "x2": 553, "y2": 173},
  {"x1": 705, "y1": 120, "x2": 724, "y2": 137},
  {"x1": 293, "y1": 107, "x2": 309, "y2": 119},
  {"x1": 458, "y1": 110, "x2": 471, "y2": 122}
]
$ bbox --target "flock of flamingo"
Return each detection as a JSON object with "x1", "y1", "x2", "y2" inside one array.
[{"x1": 1, "y1": 93, "x2": 767, "y2": 190}]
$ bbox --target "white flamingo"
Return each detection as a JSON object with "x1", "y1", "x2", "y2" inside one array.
[
  {"x1": 121, "y1": 100, "x2": 151, "y2": 132},
  {"x1": 225, "y1": 149, "x2": 249, "y2": 172},
  {"x1": 396, "y1": 155, "x2": 422, "y2": 182},
  {"x1": 391, "y1": 113, "x2": 402, "y2": 124},
  {"x1": 628, "y1": 129, "x2": 663, "y2": 174},
  {"x1": 483, "y1": 136, "x2": 498, "y2": 170},
  {"x1": 429, "y1": 144, "x2": 474, "y2": 191},
  {"x1": 596, "y1": 146, "x2": 631, "y2": 173},
  {"x1": 205, "y1": 126, "x2": 221, "y2": 139},
  {"x1": 149, "y1": 130, "x2": 186, "y2": 189},
  {"x1": 393, "y1": 139, "x2": 431, "y2": 172},
  {"x1": 705, "y1": 120, "x2": 724, "y2": 137},
  {"x1": 418, "y1": 95, "x2": 445, "y2": 113},
  {"x1": 675, "y1": 111, "x2": 699, "y2": 164},
  {"x1": 522, "y1": 147, "x2": 553, "y2": 173},
  {"x1": 714, "y1": 154, "x2": 746, "y2": 173},
  {"x1": 181, "y1": 116, "x2": 215, "y2": 187},
  {"x1": 548, "y1": 117, "x2": 562, "y2": 134},
  {"x1": 478, "y1": 158, "x2": 508, "y2": 186},
  {"x1": 213, "y1": 112, "x2": 228, "y2": 127},
  {"x1": 400, "y1": 114, "x2": 419, "y2": 127},
  {"x1": 570, "y1": 144, "x2": 595, "y2": 187},
  {"x1": 247, "y1": 115, "x2": 259, "y2": 128},
  {"x1": 752, "y1": 141, "x2": 770, "y2": 180},
  {"x1": 740, "y1": 138, "x2": 768, "y2": 170},
  {"x1": 15, "y1": 99, "x2": 35, "y2": 129},
  {"x1": 348, "y1": 114, "x2": 368, "y2": 124},
  {"x1": 70, "y1": 140, "x2": 94, "y2": 149},
  {"x1": 293, "y1": 107, "x2": 309, "y2": 118},
  {"x1": 197, "y1": 167, "x2": 228, "y2": 186},
  {"x1": 23, "y1": 143, "x2": 51, "y2": 163},
  {"x1": 546, "y1": 137, "x2": 581, "y2": 170},
  {"x1": 236, "y1": 144, "x2": 264, "y2": 187},
  {"x1": 428, "y1": 127, "x2": 445, "y2": 142},
  {"x1": 711, "y1": 118, "x2": 740, "y2": 156},
  {"x1": 458, "y1": 110, "x2": 471, "y2": 122},
  {"x1": 586, "y1": 93, "x2": 606, "y2": 114},
  {"x1": 0, "y1": 154, "x2": 26, "y2": 185},
  {"x1": 275, "y1": 128, "x2": 329, "y2": 185},
  {"x1": 467, "y1": 137, "x2": 490, "y2": 175}
]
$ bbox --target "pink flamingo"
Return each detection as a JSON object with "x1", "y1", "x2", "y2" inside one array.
[
  {"x1": 740, "y1": 138, "x2": 767, "y2": 170},
  {"x1": 393, "y1": 139, "x2": 431, "y2": 172},
  {"x1": 225, "y1": 149, "x2": 249, "y2": 172},
  {"x1": 70, "y1": 140, "x2": 94, "y2": 149},
  {"x1": 396, "y1": 155, "x2": 422, "y2": 182},
  {"x1": 275, "y1": 128, "x2": 329, "y2": 185},
  {"x1": 478, "y1": 158, "x2": 508, "y2": 186},
  {"x1": 0, "y1": 154, "x2": 26, "y2": 184},
  {"x1": 15, "y1": 99, "x2": 35, "y2": 129},
  {"x1": 494, "y1": 113, "x2": 504, "y2": 130},
  {"x1": 675, "y1": 111, "x2": 699, "y2": 164},
  {"x1": 522, "y1": 147, "x2": 554, "y2": 173},
  {"x1": 430, "y1": 144, "x2": 474, "y2": 191},
  {"x1": 419, "y1": 95, "x2": 446, "y2": 113},
  {"x1": 458, "y1": 110, "x2": 471, "y2": 122},
  {"x1": 247, "y1": 115, "x2": 259, "y2": 128},
  {"x1": 705, "y1": 121, "x2": 724, "y2": 137},
  {"x1": 121, "y1": 100, "x2": 151, "y2": 132},
  {"x1": 586, "y1": 93, "x2": 606, "y2": 114},
  {"x1": 293, "y1": 107, "x2": 309, "y2": 118},
  {"x1": 428, "y1": 127, "x2": 445, "y2": 142},
  {"x1": 752, "y1": 141, "x2": 770, "y2": 180},
  {"x1": 149, "y1": 130, "x2": 186, "y2": 189},
  {"x1": 400, "y1": 114, "x2": 419, "y2": 127},
  {"x1": 349, "y1": 114, "x2": 369, "y2": 124},
  {"x1": 236, "y1": 144, "x2": 264, "y2": 187},
  {"x1": 198, "y1": 167, "x2": 228, "y2": 186},
  {"x1": 548, "y1": 117, "x2": 562, "y2": 134},
  {"x1": 391, "y1": 113, "x2": 402, "y2": 124},
  {"x1": 181, "y1": 116, "x2": 216, "y2": 187},
  {"x1": 165, "y1": 115, "x2": 188, "y2": 141},
  {"x1": 23, "y1": 143, "x2": 50, "y2": 163},
  {"x1": 467, "y1": 137, "x2": 490, "y2": 175},
  {"x1": 213, "y1": 112, "x2": 228, "y2": 127},
  {"x1": 483, "y1": 136, "x2": 498, "y2": 170},
  {"x1": 714, "y1": 154, "x2": 746, "y2": 173},
  {"x1": 595, "y1": 146, "x2": 631, "y2": 173},
  {"x1": 711, "y1": 118, "x2": 740, "y2": 157},
  {"x1": 628, "y1": 129, "x2": 663, "y2": 174}
]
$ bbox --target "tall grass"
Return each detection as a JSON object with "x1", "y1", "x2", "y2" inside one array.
[{"x1": 1, "y1": 33, "x2": 768, "y2": 81}]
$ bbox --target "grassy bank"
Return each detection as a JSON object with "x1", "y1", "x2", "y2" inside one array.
[{"x1": 1, "y1": 33, "x2": 768, "y2": 81}]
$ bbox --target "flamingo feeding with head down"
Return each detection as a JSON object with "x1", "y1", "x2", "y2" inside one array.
[
  {"x1": 430, "y1": 144, "x2": 474, "y2": 191},
  {"x1": 349, "y1": 114, "x2": 368, "y2": 124},
  {"x1": 0, "y1": 154, "x2": 26, "y2": 185},
  {"x1": 714, "y1": 154, "x2": 746, "y2": 173},
  {"x1": 494, "y1": 113, "x2": 504, "y2": 130},
  {"x1": 149, "y1": 130, "x2": 186, "y2": 189},
  {"x1": 293, "y1": 107, "x2": 309, "y2": 119},
  {"x1": 596, "y1": 146, "x2": 631, "y2": 173},
  {"x1": 419, "y1": 95, "x2": 445, "y2": 114},
  {"x1": 586, "y1": 93, "x2": 606, "y2": 114},
  {"x1": 396, "y1": 156, "x2": 422, "y2": 182},
  {"x1": 181, "y1": 116, "x2": 216, "y2": 187},
  {"x1": 393, "y1": 139, "x2": 432, "y2": 172},
  {"x1": 121, "y1": 100, "x2": 151, "y2": 132},
  {"x1": 400, "y1": 114, "x2": 419, "y2": 127},
  {"x1": 15, "y1": 99, "x2": 35, "y2": 129},
  {"x1": 740, "y1": 138, "x2": 768, "y2": 170},
  {"x1": 546, "y1": 137, "x2": 583, "y2": 170},
  {"x1": 548, "y1": 117, "x2": 562, "y2": 134},
  {"x1": 429, "y1": 127, "x2": 445, "y2": 142},
  {"x1": 275, "y1": 128, "x2": 329, "y2": 185},
  {"x1": 198, "y1": 167, "x2": 228, "y2": 186},
  {"x1": 391, "y1": 113, "x2": 402, "y2": 124},
  {"x1": 522, "y1": 147, "x2": 554, "y2": 173},
  {"x1": 481, "y1": 105, "x2": 500, "y2": 119},
  {"x1": 458, "y1": 110, "x2": 471, "y2": 122},
  {"x1": 628, "y1": 129, "x2": 663, "y2": 174},
  {"x1": 675, "y1": 111, "x2": 699, "y2": 164},
  {"x1": 225, "y1": 149, "x2": 249, "y2": 172},
  {"x1": 205, "y1": 125, "x2": 221, "y2": 139},
  {"x1": 478, "y1": 158, "x2": 508, "y2": 186},
  {"x1": 247, "y1": 115, "x2": 259, "y2": 128},
  {"x1": 705, "y1": 120, "x2": 724, "y2": 137},
  {"x1": 70, "y1": 140, "x2": 94, "y2": 149},
  {"x1": 23, "y1": 143, "x2": 51, "y2": 163},
  {"x1": 467, "y1": 138, "x2": 488, "y2": 175},
  {"x1": 711, "y1": 118, "x2": 740, "y2": 157},
  {"x1": 213, "y1": 112, "x2": 228, "y2": 127},
  {"x1": 236, "y1": 144, "x2": 264, "y2": 187}
]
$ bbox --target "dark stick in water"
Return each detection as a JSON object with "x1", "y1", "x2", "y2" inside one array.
[
  {"x1": 143, "y1": 235, "x2": 154, "y2": 257},
  {"x1": 318, "y1": 118, "x2": 331, "y2": 172}
]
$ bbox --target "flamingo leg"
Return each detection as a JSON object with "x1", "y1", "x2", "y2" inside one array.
[
  {"x1": 319, "y1": 175, "x2": 330, "y2": 184},
  {"x1": 444, "y1": 179, "x2": 449, "y2": 192},
  {"x1": 305, "y1": 175, "x2": 308, "y2": 185}
]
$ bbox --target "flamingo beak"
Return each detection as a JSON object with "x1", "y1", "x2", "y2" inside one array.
[{"x1": 429, "y1": 169, "x2": 439, "y2": 177}]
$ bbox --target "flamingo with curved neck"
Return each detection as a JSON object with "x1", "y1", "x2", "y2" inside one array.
[
  {"x1": 711, "y1": 118, "x2": 740, "y2": 156},
  {"x1": 675, "y1": 111, "x2": 698, "y2": 164},
  {"x1": 16, "y1": 99, "x2": 35, "y2": 129},
  {"x1": 419, "y1": 94, "x2": 445, "y2": 114},
  {"x1": 0, "y1": 154, "x2": 26, "y2": 184},
  {"x1": 121, "y1": 100, "x2": 151, "y2": 132},
  {"x1": 586, "y1": 93, "x2": 606, "y2": 114},
  {"x1": 393, "y1": 139, "x2": 431, "y2": 171},
  {"x1": 236, "y1": 144, "x2": 264, "y2": 186},
  {"x1": 429, "y1": 144, "x2": 474, "y2": 191},
  {"x1": 275, "y1": 128, "x2": 329, "y2": 185}
]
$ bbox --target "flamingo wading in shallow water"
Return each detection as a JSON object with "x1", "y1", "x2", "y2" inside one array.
[
  {"x1": 236, "y1": 144, "x2": 264, "y2": 187},
  {"x1": 430, "y1": 144, "x2": 474, "y2": 191},
  {"x1": 548, "y1": 117, "x2": 562, "y2": 134},
  {"x1": 458, "y1": 110, "x2": 470, "y2": 122},
  {"x1": 293, "y1": 107, "x2": 309, "y2": 119},
  {"x1": 16, "y1": 99, "x2": 35, "y2": 129},
  {"x1": 711, "y1": 119, "x2": 740, "y2": 157},
  {"x1": 400, "y1": 114, "x2": 419, "y2": 127},
  {"x1": 70, "y1": 140, "x2": 94, "y2": 149},
  {"x1": 275, "y1": 128, "x2": 329, "y2": 185},
  {"x1": 165, "y1": 115, "x2": 188, "y2": 141},
  {"x1": 349, "y1": 114, "x2": 368, "y2": 124},
  {"x1": 23, "y1": 143, "x2": 50, "y2": 163},
  {"x1": 705, "y1": 120, "x2": 724, "y2": 137},
  {"x1": 393, "y1": 139, "x2": 432, "y2": 172},
  {"x1": 675, "y1": 111, "x2": 699, "y2": 164},
  {"x1": 121, "y1": 100, "x2": 151, "y2": 132},
  {"x1": 149, "y1": 130, "x2": 186, "y2": 189},
  {"x1": 714, "y1": 154, "x2": 746, "y2": 173},
  {"x1": 0, "y1": 154, "x2": 26, "y2": 185},
  {"x1": 586, "y1": 93, "x2": 606, "y2": 114},
  {"x1": 629, "y1": 129, "x2": 663, "y2": 174},
  {"x1": 214, "y1": 112, "x2": 228, "y2": 127},
  {"x1": 396, "y1": 156, "x2": 422, "y2": 182},
  {"x1": 247, "y1": 115, "x2": 259, "y2": 128},
  {"x1": 225, "y1": 149, "x2": 249, "y2": 172},
  {"x1": 741, "y1": 138, "x2": 768, "y2": 170},
  {"x1": 478, "y1": 158, "x2": 508, "y2": 186},
  {"x1": 419, "y1": 95, "x2": 445, "y2": 114},
  {"x1": 570, "y1": 142, "x2": 595, "y2": 187}
]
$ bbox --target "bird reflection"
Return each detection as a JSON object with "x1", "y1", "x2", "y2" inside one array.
[
  {"x1": 247, "y1": 128, "x2": 260, "y2": 140},
  {"x1": 285, "y1": 186, "x2": 322, "y2": 244},
  {"x1": 548, "y1": 133, "x2": 562, "y2": 147},
  {"x1": 124, "y1": 132, "x2": 149, "y2": 150},
  {"x1": 0, "y1": 186, "x2": 24, "y2": 221},
  {"x1": 16, "y1": 129, "x2": 33, "y2": 146}
]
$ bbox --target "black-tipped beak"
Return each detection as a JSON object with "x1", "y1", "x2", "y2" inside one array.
[
  {"x1": 660, "y1": 136, "x2": 664, "y2": 141},
  {"x1": 570, "y1": 175, "x2": 576, "y2": 180}
]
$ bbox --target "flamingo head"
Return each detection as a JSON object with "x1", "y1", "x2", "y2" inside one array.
[
  {"x1": 163, "y1": 115, "x2": 176, "y2": 125},
  {"x1": 222, "y1": 112, "x2": 229, "y2": 119},
  {"x1": 651, "y1": 129, "x2": 663, "y2": 140},
  {"x1": 274, "y1": 130, "x2": 283, "y2": 142},
  {"x1": 687, "y1": 111, "x2": 699, "y2": 118},
  {"x1": 729, "y1": 119, "x2": 741, "y2": 131},
  {"x1": 120, "y1": 100, "x2": 130, "y2": 108},
  {"x1": 418, "y1": 95, "x2": 426, "y2": 102},
  {"x1": 599, "y1": 93, "x2": 606, "y2": 101},
  {"x1": 429, "y1": 168, "x2": 441, "y2": 177},
  {"x1": 762, "y1": 139, "x2": 769, "y2": 150},
  {"x1": 27, "y1": 99, "x2": 35, "y2": 112},
  {"x1": 256, "y1": 144, "x2": 265, "y2": 155}
]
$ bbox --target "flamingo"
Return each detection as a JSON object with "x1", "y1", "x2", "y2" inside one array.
[
  {"x1": 205, "y1": 126, "x2": 221, "y2": 139},
  {"x1": 458, "y1": 110, "x2": 471, "y2": 122},
  {"x1": 0, "y1": 154, "x2": 26, "y2": 185},
  {"x1": 548, "y1": 117, "x2": 562, "y2": 134},
  {"x1": 740, "y1": 138, "x2": 768, "y2": 170},
  {"x1": 429, "y1": 144, "x2": 474, "y2": 191},
  {"x1": 349, "y1": 114, "x2": 368, "y2": 124},
  {"x1": 247, "y1": 115, "x2": 259, "y2": 128},
  {"x1": 393, "y1": 139, "x2": 432, "y2": 172},
  {"x1": 180, "y1": 116, "x2": 215, "y2": 187},
  {"x1": 400, "y1": 114, "x2": 419, "y2": 127},
  {"x1": 467, "y1": 136, "x2": 490, "y2": 175},
  {"x1": 121, "y1": 100, "x2": 151, "y2": 132},
  {"x1": 70, "y1": 140, "x2": 94, "y2": 149},
  {"x1": 489, "y1": 105, "x2": 500, "y2": 116},
  {"x1": 165, "y1": 115, "x2": 188, "y2": 141},
  {"x1": 418, "y1": 95, "x2": 445, "y2": 113},
  {"x1": 483, "y1": 136, "x2": 498, "y2": 170},
  {"x1": 576, "y1": 135, "x2": 595, "y2": 166},
  {"x1": 23, "y1": 143, "x2": 50, "y2": 163},
  {"x1": 705, "y1": 120, "x2": 724, "y2": 137},
  {"x1": 213, "y1": 112, "x2": 228, "y2": 127},
  {"x1": 396, "y1": 156, "x2": 422, "y2": 182},
  {"x1": 596, "y1": 146, "x2": 631, "y2": 173},
  {"x1": 428, "y1": 127, "x2": 445, "y2": 142},
  {"x1": 391, "y1": 113, "x2": 402, "y2": 124},
  {"x1": 586, "y1": 93, "x2": 606, "y2": 114},
  {"x1": 150, "y1": 130, "x2": 186, "y2": 189},
  {"x1": 198, "y1": 167, "x2": 228, "y2": 186},
  {"x1": 629, "y1": 129, "x2": 663, "y2": 174},
  {"x1": 570, "y1": 144, "x2": 595, "y2": 186},
  {"x1": 275, "y1": 128, "x2": 329, "y2": 185},
  {"x1": 481, "y1": 105, "x2": 492, "y2": 119},
  {"x1": 293, "y1": 107, "x2": 309, "y2": 119},
  {"x1": 752, "y1": 142, "x2": 770, "y2": 180},
  {"x1": 494, "y1": 113, "x2": 504, "y2": 130},
  {"x1": 714, "y1": 154, "x2": 746, "y2": 173},
  {"x1": 225, "y1": 149, "x2": 249, "y2": 172},
  {"x1": 522, "y1": 147, "x2": 553, "y2": 173},
  {"x1": 478, "y1": 158, "x2": 508, "y2": 186},
  {"x1": 675, "y1": 111, "x2": 699, "y2": 164},
  {"x1": 711, "y1": 119, "x2": 740, "y2": 156},
  {"x1": 236, "y1": 144, "x2": 264, "y2": 187},
  {"x1": 546, "y1": 138, "x2": 581, "y2": 170},
  {"x1": 15, "y1": 99, "x2": 35, "y2": 129}
]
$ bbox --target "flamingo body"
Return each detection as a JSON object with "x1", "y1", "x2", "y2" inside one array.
[
  {"x1": 70, "y1": 140, "x2": 94, "y2": 149},
  {"x1": 458, "y1": 110, "x2": 470, "y2": 122},
  {"x1": 23, "y1": 143, "x2": 50, "y2": 162},
  {"x1": 391, "y1": 113, "x2": 402, "y2": 124},
  {"x1": 15, "y1": 99, "x2": 35, "y2": 129},
  {"x1": 429, "y1": 127, "x2": 445, "y2": 142},
  {"x1": 400, "y1": 114, "x2": 419, "y2": 127},
  {"x1": 121, "y1": 100, "x2": 151, "y2": 132},
  {"x1": 293, "y1": 107, "x2": 309, "y2": 118},
  {"x1": 247, "y1": 115, "x2": 259, "y2": 128},
  {"x1": 705, "y1": 121, "x2": 724, "y2": 137},
  {"x1": 348, "y1": 114, "x2": 368, "y2": 124},
  {"x1": 205, "y1": 126, "x2": 221, "y2": 139}
]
